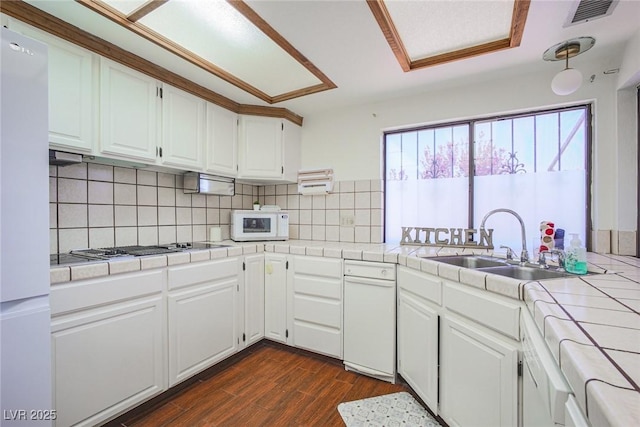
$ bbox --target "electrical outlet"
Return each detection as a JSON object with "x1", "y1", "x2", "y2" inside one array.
[{"x1": 340, "y1": 213, "x2": 355, "y2": 227}]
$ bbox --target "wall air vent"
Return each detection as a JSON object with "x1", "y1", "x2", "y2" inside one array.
[{"x1": 565, "y1": 0, "x2": 619, "y2": 27}]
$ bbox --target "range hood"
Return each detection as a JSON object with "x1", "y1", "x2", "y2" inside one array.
[
  {"x1": 49, "y1": 150, "x2": 82, "y2": 166},
  {"x1": 183, "y1": 172, "x2": 235, "y2": 196}
]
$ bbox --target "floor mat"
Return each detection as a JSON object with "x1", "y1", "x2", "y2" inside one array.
[{"x1": 337, "y1": 391, "x2": 441, "y2": 426}]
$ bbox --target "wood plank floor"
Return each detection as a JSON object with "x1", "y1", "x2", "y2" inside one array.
[{"x1": 111, "y1": 341, "x2": 411, "y2": 426}]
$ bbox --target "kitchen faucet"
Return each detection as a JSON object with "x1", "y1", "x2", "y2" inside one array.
[
  {"x1": 480, "y1": 208, "x2": 529, "y2": 264},
  {"x1": 538, "y1": 249, "x2": 566, "y2": 270}
]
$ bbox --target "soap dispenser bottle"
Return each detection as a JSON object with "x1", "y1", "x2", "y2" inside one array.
[{"x1": 565, "y1": 233, "x2": 587, "y2": 275}]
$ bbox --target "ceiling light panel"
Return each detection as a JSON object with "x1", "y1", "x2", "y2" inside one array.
[
  {"x1": 384, "y1": 0, "x2": 515, "y2": 60},
  {"x1": 134, "y1": 0, "x2": 322, "y2": 96}
]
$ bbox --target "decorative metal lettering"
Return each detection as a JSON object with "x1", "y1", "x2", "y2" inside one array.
[{"x1": 400, "y1": 227, "x2": 494, "y2": 249}]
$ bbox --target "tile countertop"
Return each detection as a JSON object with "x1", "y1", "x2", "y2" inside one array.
[
  {"x1": 522, "y1": 253, "x2": 640, "y2": 427},
  {"x1": 49, "y1": 240, "x2": 640, "y2": 426}
]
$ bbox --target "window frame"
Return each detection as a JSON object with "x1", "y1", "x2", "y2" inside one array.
[{"x1": 383, "y1": 103, "x2": 593, "y2": 249}]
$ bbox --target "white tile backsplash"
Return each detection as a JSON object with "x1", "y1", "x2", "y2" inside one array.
[
  {"x1": 137, "y1": 185, "x2": 157, "y2": 206},
  {"x1": 158, "y1": 226, "x2": 177, "y2": 244},
  {"x1": 176, "y1": 207, "x2": 192, "y2": 225},
  {"x1": 355, "y1": 192, "x2": 370, "y2": 209},
  {"x1": 58, "y1": 228, "x2": 88, "y2": 252},
  {"x1": 138, "y1": 206, "x2": 158, "y2": 226},
  {"x1": 58, "y1": 163, "x2": 87, "y2": 179},
  {"x1": 158, "y1": 187, "x2": 176, "y2": 206},
  {"x1": 138, "y1": 226, "x2": 158, "y2": 245},
  {"x1": 114, "y1": 167, "x2": 136, "y2": 184},
  {"x1": 114, "y1": 183, "x2": 136, "y2": 205},
  {"x1": 88, "y1": 181, "x2": 114, "y2": 204},
  {"x1": 115, "y1": 227, "x2": 137, "y2": 246},
  {"x1": 114, "y1": 205, "x2": 137, "y2": 227},
  {"x1": 88, "y1": 164, "x2": 113, "y2": 182},
  {"x1": 51, "y1": 166, "x2": 391, "y2": 252},
  {"x1": 137, "y1": 170, "x2": 157, "y2": 186},
  {"x1": 58, "y1": 204, "x2": 87, "y2": 228},
  {"x1": 89, "y1": 204, "x2": 114, "y2": 227},
  {"x1": 89, "y1": 227, "x2": 114, "y2": 248},
  {"x1": 49, "y1": 177, "x2": 57, "y2": 202},
  {"x1": 158, "y1": 173, "x2": 175, "y2": 188},
  {"x1": 158, "y1": 207, "x2": 176, "y2": 226},
  {"x1": 355, "y1": 179, "x2": 370, "y2": 192},
  {"x1": 58, "y1": 178, "x2": 87, "y2": 203}
]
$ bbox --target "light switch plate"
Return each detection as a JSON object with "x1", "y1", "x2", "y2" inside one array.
[{"x1": 340, "y1": 213, "x2": 355, "y2": 227}]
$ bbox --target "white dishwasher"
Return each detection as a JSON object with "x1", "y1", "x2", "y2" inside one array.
[
  {"x1": 343, "y1": 260, "x2": 396, "y2": 383},
  {"x1": 522, "y1": 310, "x2": 573, "y2": 426}
]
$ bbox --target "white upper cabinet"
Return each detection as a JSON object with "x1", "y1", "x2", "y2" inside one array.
[
  {"x1": 9, "y1": 20, "x2": 95, "y2": 153},
  {"x1": 161, "y1": 84, "x2": 205, "y2": 170},
  {"x1": 238, "y1": 115, "x2": 283, "y2": 179},
  {"x1": 206, "y1": 102, "x2": 238, "y2": 177},
  {"x1": 99, "y1": 58, "x2": 159, "y2": 162},
  {"x1": 238, "y1": 116, "x2": 301, "y2": 181},
  {"x1": 282, "y1": 120, "x2": 301, "y2": 183}
]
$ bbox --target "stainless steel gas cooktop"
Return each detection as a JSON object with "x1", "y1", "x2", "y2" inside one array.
[{"x1": 51, "y1": 242, "x2": 230, "y2": 266}]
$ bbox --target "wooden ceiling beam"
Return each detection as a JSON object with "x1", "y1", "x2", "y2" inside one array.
[{"x1": 127, "y1": 0, "x2": 169, "y2": 23}]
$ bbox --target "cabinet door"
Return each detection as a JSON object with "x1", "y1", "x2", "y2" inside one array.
[
  {"x1": 238, "y1": 116, "x2": 283, "y2": 179},
  {"x1": 282, "y1": 120, "x2": 301, "y2": 182},
  {"x1": 206, "y1": 103, "x2": 238, "y2": 176},
  {"x1": 100, "y1": 58, "x2": 159, "y2": 162},
  {"x1": 9, "y1": 20, "x2": 94, "y2": 153},
  {"x1": 51, "y1": 295, "x2": 165, "y2": 427},
  {"x1": 161, "y1": 84, "x2": 205, "y2": 169},
  {"x1": 397, "y1": 289, "x2": 439, "y2": 414},
  {"x1": 168, "y1": 278, "x2": 238, "y2": 386},
  {"x1": 440, "y1": 316, "x2": 519, "y2": 427},
  {"x1": 264, "y1": 253, "x2": 288, "y2": 343},
  {"x1": 243, "y1": 254, "x2": 265, "y2": 347}
]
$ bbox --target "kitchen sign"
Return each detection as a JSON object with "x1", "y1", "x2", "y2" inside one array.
[{"x1": 400, "y1": 226, "x2": 494, "y2": 249}]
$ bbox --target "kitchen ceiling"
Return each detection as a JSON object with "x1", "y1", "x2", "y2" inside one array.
[{"x1": 5, "y1": 0, "x2": 640, "y2": 119}]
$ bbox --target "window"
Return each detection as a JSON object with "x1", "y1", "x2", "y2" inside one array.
[{"x1": 384, "y1": 105, "x2": 591, "y2": 253}]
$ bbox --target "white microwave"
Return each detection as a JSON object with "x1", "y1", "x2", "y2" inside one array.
[{"x1": 230, "y1": 210, "x2": 289, "y2": 242}]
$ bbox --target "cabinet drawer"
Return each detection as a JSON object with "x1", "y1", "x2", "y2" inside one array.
[
  {"x1": 293, "y1": 255, "x2": 342, "y2": 278},
  {"x1": 398, "y1": 266, "x2": 442, "y2": 306},
  {"x1": 444, "y1": 282, "x2": 521, "y2": 340},
  {"x1": 51, "y1": 269, "x2": 164, "y2": 316},
  {"x1": 293, "y1": 295, "x2": 341, "y2": 329},
  {"x1": 293, "y1": 323, "x2": 342, "y2": 358},
  {"x1": 294, "y1": 275, "x2": 342, "y2": 299},
  {"x1": 168, "y1": 258, "x2": 237, "y2": 290}
]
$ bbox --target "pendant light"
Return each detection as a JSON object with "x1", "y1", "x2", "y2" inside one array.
[{"x1": 543, "y1": 37, "x2": 595, "y2": 96}]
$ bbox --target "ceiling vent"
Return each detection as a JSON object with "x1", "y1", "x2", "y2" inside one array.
[{"x1": 565, "y1": 0, "x2": 619, "y2": 26}]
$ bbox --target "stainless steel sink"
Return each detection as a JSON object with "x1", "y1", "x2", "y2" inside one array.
[
  {"x1": 427, "y1": 254, "x2": 579, "y2": 281},
  {"x1": 426, "y1": 255, "x2": 508, "y2": 268},
  {"x1": 477, "y1": 265, "x2": 571, "y2": 280}
]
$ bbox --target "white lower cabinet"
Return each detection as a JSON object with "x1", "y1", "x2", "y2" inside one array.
[
  {"x1": 264, "y1": 253, "x2": 291, "y2": 344},
  {"x1": 397, "y1": 287, "x2": 439, "y2": 413},
  {"x1": 241, "y1": 254, "x2": 265, "y2": 348},
  {"x1": 291, "y1": 255, "x2": 343, "y2": 358},
  {"x1": 167, "y1": 258, "x2": 239, "y2": 387},
  {"x1": 50, "y1": 270, "x2": 166, "y2": 427},
  {"x1": 440, "y1": 315, "x2": 519, "y2": 427},
  {"x1": 397, "y1": 266, "x2": 522, "y2": 427}
]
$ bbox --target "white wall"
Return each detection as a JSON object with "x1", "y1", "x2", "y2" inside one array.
[
  {"x1": 615, "y1": 28, "x2": 640, "y2": 232},
  {"x1": 301, "y1": 54, "x2": 627, "y2": 235}
]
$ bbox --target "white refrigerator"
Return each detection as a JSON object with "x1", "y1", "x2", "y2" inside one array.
[{"x1": 0, "y1": 27, "x2": 52, "y2": 426}]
